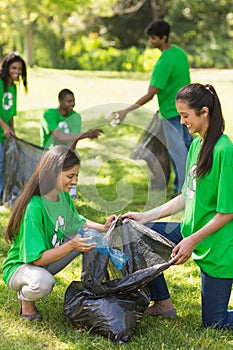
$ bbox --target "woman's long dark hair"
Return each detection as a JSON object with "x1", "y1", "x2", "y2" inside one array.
[
  {"x1": 4, "y1": 146, "x2": 80, "y2": 243},
  {"x1": 0, "y1": 52, "x2": 28, "y2": 92},
  {"x1": 176, "y1": 83, "x2": 224, "y2": 178}
]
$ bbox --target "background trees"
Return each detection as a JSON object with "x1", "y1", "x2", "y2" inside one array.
[{"x1": 0, "y1": 0, "x2": 232, "y2": 69}]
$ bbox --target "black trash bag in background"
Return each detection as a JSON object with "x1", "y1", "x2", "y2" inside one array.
[
  {"x1": 64, "y1": 217, "x2": 175, "y2": 344},
  {"x1": 130, "y1": 111, "x2": 171, "y2": 190},
  {"x1": 3, "y1": 137, "x2": 46, "y2": 207}
]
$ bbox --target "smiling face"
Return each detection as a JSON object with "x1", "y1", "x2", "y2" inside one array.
[
  {"x1": 56, "y1": 164, "x2": 79, "y2": 193},
  {"x1": 59, "y1": 93, "x2": 75, "y2": 116},
  {"x1": 8, "y1": 61, "x2": 23, "y2": 83},
  {"x1": 148, "y1": 34, "x2": 167, "y2": 50},
  {"x1": 176, "y1": 99, "x2": 209, "y2": 139}
]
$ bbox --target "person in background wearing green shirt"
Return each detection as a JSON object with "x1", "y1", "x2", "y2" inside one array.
[
  {"x1": 40, "y1": 88, "x2": 103, "y2": 197},
  {"x1": 122, "y1": 83, "x2": 233, "y2": 328},
  {"x1": 114, "y1": 19, "x2": 193, "y2": 195},
  {"x1": 2, "y1": 146, "x2": 116, "y2": 321},
  {"x1": 40, "y1": 88, "x2": 103, "y2": 150},
  {"x1": 0, "y1": 52, "x2": 28, "y2": 204}
]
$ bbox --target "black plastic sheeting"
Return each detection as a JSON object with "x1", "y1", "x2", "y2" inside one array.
[
  {"x1": 130, "y1": 111, "x2": 171, "y2": 190},
  {"x1": 3, "y1": 137, "x2": 45, "y2": 206},
  {"x1": 64, "y1": 217, "x2": 175, "y2": 344}
]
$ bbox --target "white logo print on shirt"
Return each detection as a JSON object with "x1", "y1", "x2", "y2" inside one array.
[
  {"x1": 58, "y1": 121, "x2": 70, "y2": 134},
  {"x1": 2, "y1": 92, "x2": 13, "y2": 110},
  {"x1": 51, "y1": 215, "x2": 65, "y2": 247},
  {"x1": 186, "y1": 164, "x2": 197, "y2": 200}
]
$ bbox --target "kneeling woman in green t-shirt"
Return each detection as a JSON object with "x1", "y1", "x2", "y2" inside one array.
[{"x1": 2, "y1": 146, "x2": 116, "y2": 321}]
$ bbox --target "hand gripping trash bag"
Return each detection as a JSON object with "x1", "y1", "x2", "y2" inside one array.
[
  {"x1": 64, "y1": 217, "x2": 175, "y2": 344},
  {"x1": 3, "y1": 137, "x2": 45, "y2": 206}
]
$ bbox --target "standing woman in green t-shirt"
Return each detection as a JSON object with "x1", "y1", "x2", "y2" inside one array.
[
  {"x1": 0, "y1": 52, "x2": 28, "y2": 204},
  {"x1": 122, "y1": 83, "x2": 233, "y2": 328},
  {"x1": 2, "y1": 146, "x2": 116, "y2": 321}
]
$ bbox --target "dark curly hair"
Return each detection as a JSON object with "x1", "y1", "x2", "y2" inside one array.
[{"x1": 0, "y1": 52, "x2": 28, "y2": 92}]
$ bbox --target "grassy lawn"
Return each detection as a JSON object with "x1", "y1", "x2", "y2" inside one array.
[{"x1": 0, "y1": 68, "x2": 233, "y2": 349}]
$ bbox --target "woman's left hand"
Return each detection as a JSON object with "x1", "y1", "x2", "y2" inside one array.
[
  {"x1": 104, "y1": 215, "x2": 117, "y2": 229},
  {"x1": 170, "y1": 236, "x2": 196, "y2": 265}
]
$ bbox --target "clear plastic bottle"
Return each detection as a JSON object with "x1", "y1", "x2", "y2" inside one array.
[
  {"x1": 106, "y1": 112, "x2": 120, "y2": 127},
  {"x1": 78, "y1": 228, "x2": 128, "y2": 270}
]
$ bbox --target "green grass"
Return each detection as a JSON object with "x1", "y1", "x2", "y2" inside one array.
[{"x1": 1, "y1": 68, "x2": 233, "y2": 349}]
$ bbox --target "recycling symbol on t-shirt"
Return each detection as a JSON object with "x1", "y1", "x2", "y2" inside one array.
[
  {"x1": 58, "y1": 121, "x2": 70, "y2": 134},
  {"x1": 52, "y1": 215, "x2": 65, "y2": 247},
  {"x1": 186, "y1": 164, "x2": 197, "y2": 200},
  {"x1": 2, "y1": 92, "x2": 13, "y2": 110}
]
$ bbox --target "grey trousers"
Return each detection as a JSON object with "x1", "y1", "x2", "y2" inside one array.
[{"x1": 8, "y1": 249, "x2": 80, "y2": 302}]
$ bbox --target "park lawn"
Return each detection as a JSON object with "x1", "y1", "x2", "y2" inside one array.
[{"x1": 0, "y1": 68, "x2": 233, "y2": 350}]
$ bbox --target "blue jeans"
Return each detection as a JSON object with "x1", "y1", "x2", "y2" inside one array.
[
  {"x1": 162, "y1": 116, "x2": 193, "y2": 192},
  {"x1": 0, "y1": 142, "x2": 4, "y2": 202},
  {"x1": 148, "y1": 222, "x2": 233, "y2": 328},
  {"x1": 201, "y1": 270, "x2": 233, "y2": 328},
  {"x1": 147, "y1": 222, "x2": 182, "y2": 301}
]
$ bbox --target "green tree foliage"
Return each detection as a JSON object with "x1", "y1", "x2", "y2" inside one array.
[
  {"x1": 0, "y1": 0, "x2": 91, "y2": 66},
  {"x1": 63, "y1": 35, "x2": 160, "y2": 71},
  {"x1": 0, "y1": 0, "x2": 232, "y2": 69},
  {"x1": 166, "y1": 0, "x2": 233, "y2": 68},
  {"x1": 97, "y1": 0, "x2": 233, "y2": 68},
  {"x1": 94, "y1": 0, "x2": 170, "y2": 48}
]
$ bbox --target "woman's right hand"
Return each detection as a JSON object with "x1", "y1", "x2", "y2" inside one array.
[
  {"x1": 72, "y1": 234, "x2": 97, "y2": 253},
  {"x1": 85, "y1": 129, "x2": 103, "y2": 139},
  {"x1": 116, "y1": 110, "x2": 128, "y2": 123},
  {"x1": 33, "y1": 235, "x2": 97, "y2": 267},
  {"x1": 4, "y1": 125, "x2": 15, "y2": 138}
]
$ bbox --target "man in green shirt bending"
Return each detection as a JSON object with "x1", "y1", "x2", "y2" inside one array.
[{"x1": 116, "y1": 19, "x2": 193, "y2": 194}]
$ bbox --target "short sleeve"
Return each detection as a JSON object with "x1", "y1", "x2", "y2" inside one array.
[
  {"x1": 43, "y1": 109, "x2": 59, "y2": 134},
  {"x1": 150, "y1": 56, "x2": 173, "y2": 90},
  {"x1": 217, "y1": 149, "x2": 233, "y2": 213},
  {"x1": 19, "y1": 205, "x2": 47, "y2": 263}
]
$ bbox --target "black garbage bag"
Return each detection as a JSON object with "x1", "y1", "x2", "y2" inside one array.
[
  {"x1": 3, "y1": 137, "x2": 46, "y2": 206},
  {"x1": 130, "y1": 111, "x2": 171, "y2": 190},
  {"x1": 64, "y1": 281, "x2": 150, "y2": 344},
  {"x1": 64, "y1": 217, "x2": 175, "y2": 343}
]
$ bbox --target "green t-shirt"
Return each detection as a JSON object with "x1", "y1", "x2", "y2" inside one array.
[
  {"x1": 0, "y1": 79, "x2": 17, "y2": 142},
  {"x1": 2, "y1": 192, "x2": 86, "y2": 285},
  {"x1": 181, "y1": 135, "x2": 233, "y2": 278},
  {"x1": 150, "y1": 45, "x2": 190, "y2": 119},
  {"x1": 40, "y1": 108, "x2": 82, "y2": 148}
]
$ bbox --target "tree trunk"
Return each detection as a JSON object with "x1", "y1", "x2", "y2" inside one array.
[
  {"x1": 24, "y1": 21, "x2": 34, "y2": 67},
  {"x1": 150, "y1": 0, "x2": 168, "y2": 19}
]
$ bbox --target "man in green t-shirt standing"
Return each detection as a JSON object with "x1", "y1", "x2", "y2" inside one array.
[
  {"x1": 115, "y1": 19, "x2": 193, "y2": 194},
  {"x1": 40, "y1": 88, "x2": 103, "y2": 197}
]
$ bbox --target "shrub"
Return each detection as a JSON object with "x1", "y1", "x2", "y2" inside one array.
[{"x1": 63, "y1": 35, "x2": 161, "y2": 72}]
